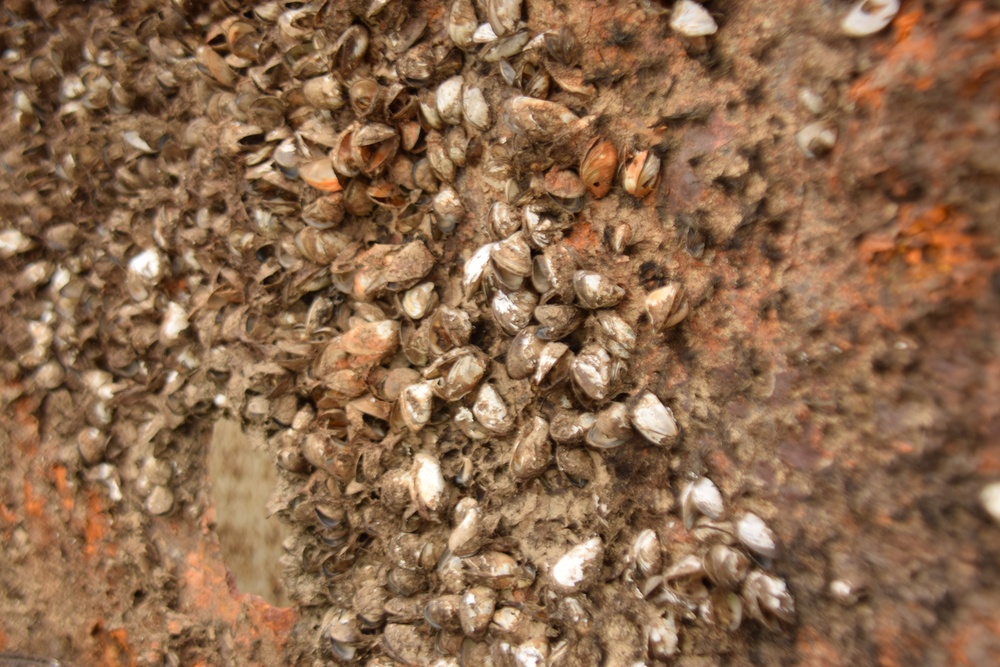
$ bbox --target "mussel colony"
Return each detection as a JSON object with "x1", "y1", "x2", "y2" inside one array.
[{"x1": 0, "y1": 0, "x2": 795, "y2": 664}]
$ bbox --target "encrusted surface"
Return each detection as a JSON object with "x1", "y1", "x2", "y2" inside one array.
[{"x1": 1, "y1": 0, "x2": 999, "y2": 665}]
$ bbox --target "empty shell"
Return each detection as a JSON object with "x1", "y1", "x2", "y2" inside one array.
[
  {"x1": 630, "y1": 391, "x2": 678, "y2": 445},
  {"x1": 670, "y1": 0, "x2": 719, "y2": 37},
  {"x1": 742, "y1": 571, "x2": 795, "y2": 629},
  {"x1": 646, "y1": 283, "x2": 689, "y2": 331},
  {"x1": 632, "y1": 529, "x2": 662, "y2": 578},
  {"x1": 622, "y1": 150, "x2": 661, "y2": 197},
  {"x1": 680, "y1": 476, "x2": 724, "y2": 529},
  {"x1": 550, "y1": 537, "x2": 603, "y2": 593},
  {"x1": 736, "y1": 512, "x2": 778, "y2": 559},
  {"x1": 506, "y1": 327, "x2": 545, "y2": 380},
  {"x1": 585, "y1": 402, "x2": 633, "y2": 449},
  {"x1": 842, "y1": 0, "x2": 899, "y2": 37},
  {"x1": 411, "y1": 451, "x2": 448, "y2": 514},
  {"x1": 436, "y1": 76, "x2": 465, "y2": 125},
  {"x1": 510, "y1": 416, "x2": 551, "y2": 480},
  {"x1": 580, "y1": 137, "x2": 617, "y2": 198},
  {"x1": 704, "y1": 544, "x2": 750, "y2": 590},
  {"x1": 574, "y1": 270, "x2": 625, "y2": 310},
  {"x1": 462, "y1": 86, "x2": 492, "y2": 131},
  {"x1": 472, "y1": 384, "x2": 513, "y2": 434},
  {"x1": 571, "y1": 344, "x2": 613, "y2": 401}
]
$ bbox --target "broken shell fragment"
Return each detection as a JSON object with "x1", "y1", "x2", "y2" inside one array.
[
  {"x1": 340, "y1": 320, "x2": 401, "y2": 356},
  {"x1": 449, "y1": 498, "x2": 484, "y2": 557},
  {"x1": 535, "y1": 304, "x2": 583, "y2": 341},
  {"x1": 736, "y1": 512, "x2": 779, "y2": 559},
  {"x1": 459, "y1": 586, "x2": 497, "y2": 637},
  {"x1": 126, "y1": 248, "x2": 165, "y2": 301},
  {"x1": 396, "y1": 381, "x2": 435, "y2": 432},
  {"x1": 532, "y1": 341, "x2": 573, "y2": 389},
  {"x1": 506, "y1": 326, "x2": 545, "y2": 380},
  {"x1": 77, "y1": 427, "x2": 107, "y2": 465},
  {"x1": 302, "y1": 75, "x2": 345, "y2": 110},
  {"x1": 510, "y1": 416, "x2": 551, "y2": 480},
  {"x1": 433, "y1": 186, "x2": 466, "y2": 232},
  {"x1": 0, "y1": 229, "x2": 35, "y2": 258},
  {"x1": 646, "y1": 283, "x2": 689, "y2": 331},
  {"x1": 299, "y1": 158, "x2": 343, "y2": 192},
  {"x1": 632, "y1": 529, "x2": 662, "y2": 579},
  {"x1": 504, "y1": 96, "x2": 579, "y2": 142},
  {"x1": 437, "y1": 76, "x2": 465, "y2": 125},
  {"x1": 680, "y1": 476, "x2": 725, "y2": 529},
  {"x1": 464, "y1": 243, "x2": 496, "y2": 294},
  {"x1": 551, "y1": 537, "x2": 603, "y2": 593},
  {"x1": 647, "y1": 613, "x2": 680, "y2": 661},
  {"x1": 574, "y1": 270, "x2": 625, "y2": 310},
  {"x1": 402, "y1": 282, "x2": 438, "y2": 320},
  {"x1": 145, "y1": 485, "x2": 174, "y2": 516},
  {"x1": 742, "y1": 571, "x2": 795, "y2": 629},
  {"x1": 492, "y1": 289, "x2": 537, "y2": 335},
  {"x1": 447, "y1": 0, "x2": 478, "y2": 48},
  {"x1": 550, "y1": 410, "x2": 595, "y2": 445},
  {"x1": 462, "y1": 86, "x2": 492, "y2": 131},
  {"x1": 630, "y1": 391, "x2": 678, "y2": 445},
  {"x1": 570, "y1": 344, "x2": 613, "y2": 401},
  {"x1": 473, "y1": 384, "x2": 513, "y2": 434},
  {"x1": 980, "y1": 482, "x2": 1000, "y2": 524},
  {"x1": 842, "y1": 0, "x2": 900, "y2": 36},
  {"x1": 670, "y1": 0, "x2": 719, "y2": 37},
  {"x1": 593, "y1": 311, "x2": 636, "y2": 359},
  {"x1": 486, "y1": 0, "x2": 523, "y2": 37},
  {"x1": 411, "y1": 451, "x2": 448, "y2": 514}
]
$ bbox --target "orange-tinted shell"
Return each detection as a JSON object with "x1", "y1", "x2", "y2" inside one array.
[
  {"x1": 581, "y1": 138, "x2": 617, "y2": 198},
  {"x1": 622, "y1": 150, "x2": 661, "y2": 198},
  {"x1": 300, "y1": 158, "x2": 343, "y2": 192}
]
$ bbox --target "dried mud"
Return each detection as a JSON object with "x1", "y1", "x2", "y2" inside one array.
[{"x1": 1, "y1": 1, "x2": 999, "y2": 666}]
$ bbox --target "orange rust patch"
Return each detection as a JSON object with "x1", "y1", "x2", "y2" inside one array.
[
  {"x1": 565, "y1": 219, "x2": 601, "y2": 252},
  {"x1": 849, "y1": 9, "x2": 937, "y2": 108},
  {"x1": 795, "y1": 625, "x2": 844, "y2": 667},
  {"x1": 859, "y1": 205, "x2": 995, "y2": 316},
  {"x1": 258, "y1": 602, "x2": 297, "y2": 637},
  {"x1": 0, "y1": 503, "x2": 16, "y2": 525},
  {"x1": 182, "y1": 549, "x2": 242, "y2": 626},
  {"x1": 891, "y1": 441, "x2": 915, "y2": 455},
  {"x1": 24, "y1": 480, "x2": 44, "y2": 518},
  {"x1": 53, "y1": 464, "x2": 75, "y2": 512},
  {"x1": 84, "y1": 490, "x2": 111, "y2": 557},
  {"x1": 960, "y1": 2, "x2": 1000, "y2": 40},
  {"x1": 976, "y1": 448, "x2": 1000, "y2": 475},
  {"x1": 91, "y1": 623, "x2": 136, "y2": 667}
]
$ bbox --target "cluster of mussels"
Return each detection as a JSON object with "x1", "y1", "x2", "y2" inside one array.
[{"x1": 0, "y1": 0, "x2": 795, "y2": 664}]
